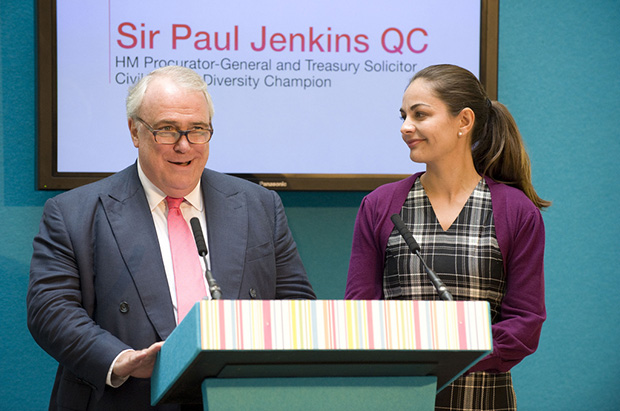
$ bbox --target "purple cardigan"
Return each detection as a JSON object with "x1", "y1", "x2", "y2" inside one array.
[{"x1": 345, "y1": 172, "x2": 546, "y2": 373}]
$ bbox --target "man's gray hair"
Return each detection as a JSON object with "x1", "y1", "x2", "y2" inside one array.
[{"x1": 126, "y1": 66, "x2": 214, "y2": 119}]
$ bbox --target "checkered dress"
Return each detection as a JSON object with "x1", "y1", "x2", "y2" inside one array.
[{"x1": 384, "y1": 177, "x2": 516, "y2": 411}]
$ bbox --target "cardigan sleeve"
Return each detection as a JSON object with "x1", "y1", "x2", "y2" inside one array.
[
  {"x1": 345, "y1": 174, "x2": 419, "y2": 300},
  {"x1": 345, "y1": 195, "x2": 385, "y2": 299},
  {"x1": 469, "y1": 197, "x2": 547, "y2": 373}
]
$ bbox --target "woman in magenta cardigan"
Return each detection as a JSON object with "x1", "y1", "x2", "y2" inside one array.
[{"x1": 345, "y1": 64, "x2": 550, "y2": 411}]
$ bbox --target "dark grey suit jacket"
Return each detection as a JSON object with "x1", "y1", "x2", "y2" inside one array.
[{"x1": 27, "y1": 164, "x2": 315, "y2": 410}]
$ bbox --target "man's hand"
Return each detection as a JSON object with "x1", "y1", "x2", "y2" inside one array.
[{"x1": 112, "y1": 341, "x2": 164, "y2": 379}]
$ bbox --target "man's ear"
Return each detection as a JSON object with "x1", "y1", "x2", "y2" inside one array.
[{"x1": 129, "y1": 118, "x2": 140, "y2": 148}]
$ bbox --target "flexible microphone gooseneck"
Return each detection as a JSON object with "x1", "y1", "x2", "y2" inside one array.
[
  {"x1": 390, "y1": 214, "x2": 454, "y2": 301},
  {"x1": 189, "y1": 217, "x2": 222, "y2": 300}
]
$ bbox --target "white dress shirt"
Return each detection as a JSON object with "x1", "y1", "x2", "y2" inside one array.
[{"x1": 137, "y1": 162, "x2": 212, "y2": 320}]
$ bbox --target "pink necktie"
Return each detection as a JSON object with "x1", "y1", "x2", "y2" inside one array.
[{"x1": 165, "y1": 196, "x2": 207, "y2": 324}]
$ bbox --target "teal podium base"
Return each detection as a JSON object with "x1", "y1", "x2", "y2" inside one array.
[{"x1": 201, "y1": 376, "x2": 437, "y2": 411}]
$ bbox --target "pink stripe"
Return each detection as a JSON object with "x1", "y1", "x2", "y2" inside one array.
[
  {"x1": 457, "y1": 301, "x2": 468, "y2": 349},
  {"x1": 218, "y1": 299, "x2": 226, "y2": 349},
  {"x1": 263, "y1": 300, "x2": 272, "y2": 349},
  {"x1": 385, "y1": 303, "x2": 391, "y2": 348},
  {"x1": 236, "y1": 300, "x2": 244, "y2": 349},
  {"x1": 366, "y1": 302, "x2": 374, "y2": 349}
]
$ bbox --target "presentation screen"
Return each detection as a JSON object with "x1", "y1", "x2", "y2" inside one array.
[{"x1": 38, "y1": 0, "x2": 498, "y2": 190}]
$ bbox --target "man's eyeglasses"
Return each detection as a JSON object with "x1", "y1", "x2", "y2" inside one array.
[{"x1": 136, "y1": 117, "x2": 213, "y2": 145}]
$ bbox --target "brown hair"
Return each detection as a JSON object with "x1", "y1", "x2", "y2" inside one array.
[{"x1": 411, "y1": 64, "x2": 550, "y2": 209}]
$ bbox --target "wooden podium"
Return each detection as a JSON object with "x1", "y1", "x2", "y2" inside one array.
[{"x1": 151, "y1": 300, "x2": 492, "y2": 410}]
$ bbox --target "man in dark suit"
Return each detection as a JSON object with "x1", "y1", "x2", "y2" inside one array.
[{"x1": 27, "y1": 66, "x2": 316, "y2": 410}]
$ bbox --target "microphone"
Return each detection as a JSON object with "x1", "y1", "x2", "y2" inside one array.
[
  {"x1": 390, "y1": 214, "x2": 454, "y2": 301},
  {"x1": 189, "y1": 217, "x2": 222, "y2": 300}
]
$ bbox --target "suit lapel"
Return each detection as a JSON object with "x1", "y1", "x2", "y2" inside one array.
[
  {"x1": 100, "y1": 166, "x2": 177, "y2": 340},
  {"x1": 202, "y1": 170, "x2": 248, "y2": 298}
]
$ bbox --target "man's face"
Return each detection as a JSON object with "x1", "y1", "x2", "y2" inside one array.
[{"x1": 129, "y1": 77, "x2": 211, "y2": 198}]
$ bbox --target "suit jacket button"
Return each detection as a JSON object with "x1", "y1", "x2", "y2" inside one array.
[
  {"x1": 249, "y1": 288, "x2": 257, "y2": 299},
  {"x1": 119, "y1": 301, "x2": 129, "y2": 313}
]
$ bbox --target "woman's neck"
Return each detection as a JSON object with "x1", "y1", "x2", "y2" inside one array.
[
  {"x1": 419, "y1": 160, "x2": 482, "y2": 231},
  {"x1": 421, "y1": 160, "x2": 481, "y2": 201}
]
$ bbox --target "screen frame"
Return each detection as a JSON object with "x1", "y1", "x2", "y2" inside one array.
[{"x1": 37, "y1": 0, "x2": 498, "y2": 191}]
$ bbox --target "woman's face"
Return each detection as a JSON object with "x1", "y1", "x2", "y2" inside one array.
[{"x1": 399, "y1": 79, "x2": 464, "y2": 165}]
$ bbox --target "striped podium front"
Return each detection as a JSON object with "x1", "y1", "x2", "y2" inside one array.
[{"x1": 152, "y1": 300, "x2": 492, "y2": 409}]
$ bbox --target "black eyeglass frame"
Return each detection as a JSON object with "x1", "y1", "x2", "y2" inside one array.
[{"x1": 136, "y1": 117, "x2": 213, "y2": 145}]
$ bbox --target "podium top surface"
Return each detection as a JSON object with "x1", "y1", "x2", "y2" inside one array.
[{"x1": 152, "y1": 300, "x2": 492, "y2": 405}]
